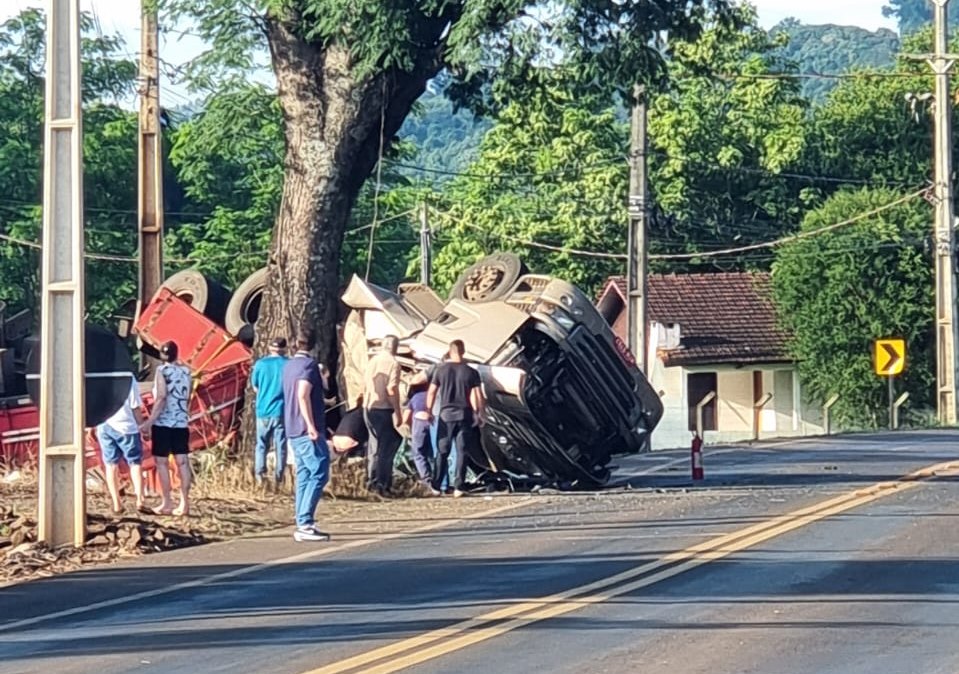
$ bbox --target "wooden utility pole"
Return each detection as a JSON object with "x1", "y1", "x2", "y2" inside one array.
[
  {"x1": 930, "y1": 0, "x2": 959, "y2": 425},
  {"x1": 627, "y1": 84, "x2": 649, "y2": 374},
  {"x1": 38, "y1": 0, "x2": 86, "y2": 547},
  {"x1": 137, "y1": 2, "x2": 164, "y2": 312},
  {"x1": 419, "y1": 201, "x2": 431, "y2": 286}
]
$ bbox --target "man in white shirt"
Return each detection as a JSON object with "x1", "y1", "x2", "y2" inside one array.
[{"x1": 96, "y1": 375, "x2": 147, "y2": 515}]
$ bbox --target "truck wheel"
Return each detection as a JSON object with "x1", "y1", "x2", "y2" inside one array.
[
  {"x1": 157, "y1": 269, "x2": 231, "y2": 326},
  {"x1": 449, "y1": 253, "x2": 528, "y2": 303},
  {"x1": 225, "y1": 268, "x2": 268, "y2": 336}
]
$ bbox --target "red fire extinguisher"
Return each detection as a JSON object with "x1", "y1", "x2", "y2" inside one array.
[{"x1": 691, "y1": 434, "x2": 704, "y2": 481}]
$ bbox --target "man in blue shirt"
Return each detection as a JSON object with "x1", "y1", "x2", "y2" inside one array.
[
  {"x1": 282, "y1": 328, "x2": 330, "y2": 542},
  {"x1": 251, "y1": 337, "x2": 289, "y2": 489}
]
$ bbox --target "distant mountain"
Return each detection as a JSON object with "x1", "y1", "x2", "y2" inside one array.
[
  {"x1": 882, "y1": 0, "x2": 959, "y2": 35},
  {"x1": 398, "y1": 90, "x2": 491, "y2": 178},
  {"x1": 772, "y1": 19, "x2": 900, "y2": 102}
]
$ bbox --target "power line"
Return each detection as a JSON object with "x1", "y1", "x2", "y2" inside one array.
[{"x1": 649, "y1": 189, "x2": 928, "y2": 261}]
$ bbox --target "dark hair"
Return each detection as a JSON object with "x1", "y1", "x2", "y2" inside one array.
[
  {"x1": 296, "y1": 327, "x2": 316, "y2": 351},
  {"x1": 159, "y1": 340, "x2": 178, "y2": 362},
  {"x1": 449, "y1": 339, "x2": 465, "y2": 357},
  {"x1": 270, "y1": 337, "x2": 287, "y2": 350}
]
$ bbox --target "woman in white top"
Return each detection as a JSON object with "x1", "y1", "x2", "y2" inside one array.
[{"x1": 142, "y1": 340, "x2": 193, "y2": 516}]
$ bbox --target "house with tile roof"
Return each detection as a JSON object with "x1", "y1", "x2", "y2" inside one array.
[{"x1": 597, "y1": 272, "x2": 827, "y2": 449}]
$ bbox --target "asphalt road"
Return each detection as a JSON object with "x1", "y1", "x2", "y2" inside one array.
[{"x1": 2, "y1": 430, "x2": 959, "y2": 674}]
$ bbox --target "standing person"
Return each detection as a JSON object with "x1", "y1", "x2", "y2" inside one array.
[
  {"x1": 426, "y1": 340, "x2": 486, "y2": 497},
  {"x1": 402, "y1": 384, "x2": 437, "y2": 493},
  {"x1": 412, "y1": 354, "x2": 457, "y2": 492},
  {"x1": 96, "y1": 374, "x2": 147, "y2": 515},
  {"x1": 142, "y1": 341, "x2": 192, "y2": 516},
  {"x1": 251, "y1": 337, "x2": 289, "y2": 489},
  {"x1": 282, "y1": 328, "x2": 331, "y2": 542},
  {"x1": 363, "y1": 335, "x2": 402, "y2": 496}
]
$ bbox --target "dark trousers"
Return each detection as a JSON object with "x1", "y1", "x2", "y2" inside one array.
[
  {"x1": 432, "y1": 417, "x2": 478, "y2": 491},
  {"x1": 364, "y1": 408, "x2": 402, "y2": 491}
]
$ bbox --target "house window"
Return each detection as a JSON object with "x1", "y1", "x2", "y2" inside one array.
[{"x1": 688, "y1": 372, "x2": 717, "y2": 432}]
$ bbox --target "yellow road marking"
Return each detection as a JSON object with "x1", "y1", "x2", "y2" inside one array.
[{"x1": 302, "y1": 459, "x2": 959, "y2": 674}]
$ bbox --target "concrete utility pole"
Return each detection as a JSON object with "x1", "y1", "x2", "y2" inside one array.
[
  {"x1": 137, "y1": 2, "x2": 164, "y2": 312},
  {"x1": 930, "y1": 0, "x2": 959, "y2": 425},
  {"x1": 626, "y1": 84, "x2": 649, "y2": 374},
  {"x1": 419, "y1": 201, "x2": 431, "y2": 286},
  {"x1": 38, "y1": 0, "x2": 86, "y2": 547}
]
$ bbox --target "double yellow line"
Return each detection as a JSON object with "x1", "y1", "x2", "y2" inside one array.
[{"x1": 303, "y1": 459, "x2": 959, "y2": 674}]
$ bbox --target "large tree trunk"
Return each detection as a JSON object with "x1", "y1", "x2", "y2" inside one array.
[{"x1": 236, "y1": 12, "x2": 446, "y2": 460}]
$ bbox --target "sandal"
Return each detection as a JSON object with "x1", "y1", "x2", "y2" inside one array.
[
  {"x1": 152, "y1": 507, "x2": 174, "y2": 516},
  {"x1": 136, "y1": 505, "x2": 153, "y2": 516}
]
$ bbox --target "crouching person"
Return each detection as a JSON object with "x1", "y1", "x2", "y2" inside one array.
[
  {"x1": 97, "y1": 373, "x2": 147, "y2": 515},
  {"x1": 282, "y1": 328, "x2": 331, "y2": 542}
]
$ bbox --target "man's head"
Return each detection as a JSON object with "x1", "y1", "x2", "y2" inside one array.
[
  {"x1": 159, "y1": 341, "x2": 179, "y2": 363},
  {"x1": 448, "y1": 339, "x2": 465, "y2": 361},
  {"x1": 382, "y1": 335, "x2": 399, "y2": 356},
  {"x1": 269, "y1": 337, "x2": 288, "y2": 355},
  {"x1": 296, "y1": 327, "x2": 316, "y2": 353}
]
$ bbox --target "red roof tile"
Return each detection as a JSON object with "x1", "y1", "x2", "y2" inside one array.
[{"x1": 602, "y1": 272, "x2": 792, "y2": 367}]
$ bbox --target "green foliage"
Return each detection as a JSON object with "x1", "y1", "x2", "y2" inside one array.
[
  {"x1": 771, "y1": 20, "x2": 899, "y2": 102},
  {"x1": 398, "y1": 87, "x2": 491, "y2": 177},
  {"x1": 646, "y1": 7, "x2": 808, "y2": 268},
  {"x1": 166, "y1": 82, "x2": 283, "y2": 287},
  {"x1": 883, "y1": 0, "x2": 959, "y2": 35},
  {"x1": 428, "y1": 81, "x2": 627, "y2": 295},
  {"x1": 0, "y1": 9, "x2": 138, "y2": 325},
  {"x1": 802, "y1": 41, "x2": 933, "y2": 190},
  {"x1": 771, "y1": 188, "x2": 933, "y2": 427}
]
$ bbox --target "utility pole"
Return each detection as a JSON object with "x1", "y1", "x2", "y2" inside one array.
[
  {"x1": 930, "y1": 0, "x2": 959, "y2": 425},
  {"x1": 627, "y1": 84, "x2": 649, "y2": 374},
  {"x1": 419, "y1": 201, "x2": 431, "y2": 286},
  {"x1": 38, "y1": 0, "x2": 86, "y2": 547},
  {"x1": 137, "y1": 1, "x2": 164, "y2": 313}
]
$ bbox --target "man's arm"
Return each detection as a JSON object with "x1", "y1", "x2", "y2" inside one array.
[
  {"x1": 425, "y1": 382, "x2": 438, "y2": 420},
  {"x1": 142, "y1": 373, "x2": 166, "y2": 427},
  {"x1": 388, "y1": 363, "x2": 402, "y2": 425},
  {"x1": 469, "y1": 386, "x2": 486, "y2": 426},
  {"x1": 297, "y1": 379, "x2": 319, "y2": 441}
]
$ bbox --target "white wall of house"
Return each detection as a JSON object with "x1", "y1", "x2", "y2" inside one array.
[{"x1": 649, "y1": 361, "x2": 827, "y2": 450}]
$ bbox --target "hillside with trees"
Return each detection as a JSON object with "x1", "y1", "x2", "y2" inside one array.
[{"x1": 772, "y1": 19, "x2": 900, "y2": 101}]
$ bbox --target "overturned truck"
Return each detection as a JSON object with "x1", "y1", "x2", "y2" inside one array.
[{"x1": 339, "y1": 253, "x2": 663, "y2": 488}]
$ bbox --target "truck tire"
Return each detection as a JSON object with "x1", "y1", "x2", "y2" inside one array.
[
  {"x1": 158, "y1": 269, "x2": 231, "y2": 326},
  {"x1": 225, "y1": 267, "x2": 268, "y2": 337},
  {"x1": 449, "y1": 253, "x2": 529, "y2": 303}
]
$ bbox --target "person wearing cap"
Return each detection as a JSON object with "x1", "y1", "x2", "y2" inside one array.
[
  {"x1": 251, "y1": 337, "x2": 290, "y2": 489},
  {"x1": 142, "y1": 340, "x2": 193, "y2": 516}
]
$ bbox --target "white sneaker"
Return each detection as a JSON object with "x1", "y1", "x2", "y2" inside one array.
[
  {"x1": 293, "y1": 526, "x2": 330, "y2": 542},
  {"x1": 453, "y1": 489, "x2": 465, "y2": 498}
]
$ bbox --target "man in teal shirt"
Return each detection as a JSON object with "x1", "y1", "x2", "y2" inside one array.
[{"x1": 251, "y1": 337, "x2": 289, "y2": 488}]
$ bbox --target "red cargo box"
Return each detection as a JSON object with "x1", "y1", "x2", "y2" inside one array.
[{"x1": 135, "y1": 288, "x2": 251, "y2": 374}]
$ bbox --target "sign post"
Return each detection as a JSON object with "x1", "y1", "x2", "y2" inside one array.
[{"x1": 874, "y1": 339, "x2": 906, "y2": 430}]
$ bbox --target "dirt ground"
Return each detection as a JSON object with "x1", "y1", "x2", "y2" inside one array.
[{"x1": 0, "y1": 456, "x2": 523, "y2": 588}]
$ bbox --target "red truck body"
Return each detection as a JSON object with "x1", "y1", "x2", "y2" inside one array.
[{"x1": 0, "y1": 289, "x2": 251, "y2": 472}]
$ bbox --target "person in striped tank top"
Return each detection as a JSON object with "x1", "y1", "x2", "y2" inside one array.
[{"x1": 142, "y1": 341, "x2": 193, "y2": 516}]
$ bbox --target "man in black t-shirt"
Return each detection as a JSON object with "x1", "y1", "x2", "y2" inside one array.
[{"x1": 425, "y1": 340, "x2": 485, "y2": 496}]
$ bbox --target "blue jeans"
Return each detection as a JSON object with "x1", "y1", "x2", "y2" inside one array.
[
  {"x1": 290, "y1": 435, "x2": 330, "y2": 528},
  {"x1": 429, "y1": 420, "x2": 456, "y2": 490},
  {"x1": 255, "y1": 417, "x2": 287, "y2": 482}
]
